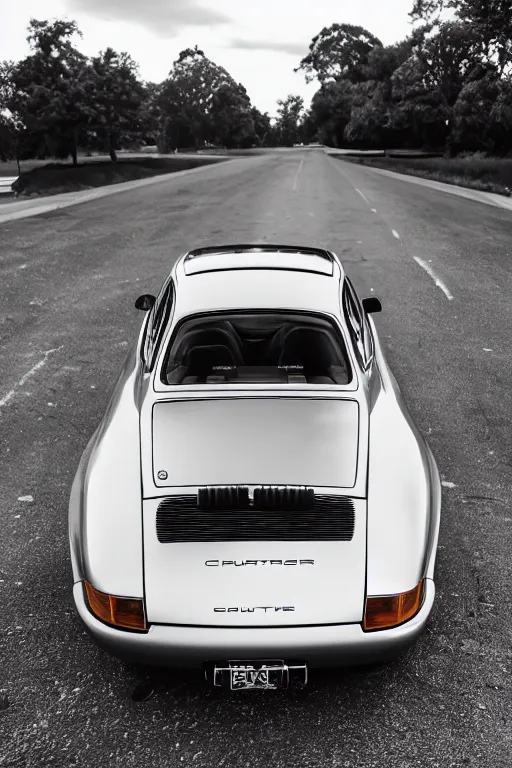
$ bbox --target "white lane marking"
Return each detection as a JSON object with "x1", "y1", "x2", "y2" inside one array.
[
  {"x1": 483, "y1": 348, "x2": 492, "y2": 352},
  {"x1": 413, "y1": 257, "x2": 454, "y2": 301},
  {"x1": 0, "y1": 346, "x2": 63, "y2": 409},
  {"x1": 292, "y1": 157, "x2": 304, "y2": 191},
  {"x1": 355, "y1": 187, "x2": 371, "y2": 206},
  {"x1": 371, "y1": 208, "x2": 377, "y2": 213},
  {"x1": 18, "y1": 495, "x2": 34, "y2": 502},
  {"x1": 392, "y1": 229, "x2": 400, "y2": 240}
]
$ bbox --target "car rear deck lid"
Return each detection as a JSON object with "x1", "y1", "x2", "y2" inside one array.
[{"x1": 183, "y1": 245, "x2": 335, "y2": 277}]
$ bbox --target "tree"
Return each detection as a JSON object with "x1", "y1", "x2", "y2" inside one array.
[
  {"x1": 343, "y1": 38, "x2": 416, "y2": 148},
  {"x1": 274, "y1": 94, "x2": 304, "y2": 146},
  {"x1": 295, "y1": 23, "x2": 382, "y2": 84},
  {"x1": 412, "y1": 22, "x2": 485, "y2": 109},
  {"x1": 138, "y1": 81, "x2": 164, "y2": 147},
  {"x1": 89, "y1": 48, "x2": 145, "y2": 161},
  {"x1": 389, "y1": 54, "x2": 450, "y2": 149},
  {"x1": 6, "y1": 19, "x2": 95, "y2": 165},
  {"x1": 450, "y1": 75, "x2": 500, "y2": 153},
  {"x1": 308, "y1": 81, "x2": 353, "y2": 146},
  {"x1": 488, "y1": 77, "x2": 512, "y2": 154},
  {"x1": 209, "y1": 82, "x2": 255, "y2": 148},
  {"x1": 411, "y1": 0, "x2": 512, "y2": 76},
  {"x1": 160, "y1": 47, "x2": 236, "y2": 149},
  {"x1": 251, "y1": 107, "x2": 273, "y2": 146}
]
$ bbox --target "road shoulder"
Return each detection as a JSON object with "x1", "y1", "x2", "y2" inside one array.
[
  {"x1": 0, "y1": 158, "x2": 240, "y2": 225},
  {"x1": 326, "y1": 152, "x2": 512, "y2": 212}
]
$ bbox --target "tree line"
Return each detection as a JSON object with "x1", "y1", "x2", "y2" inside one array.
[
  {"x1": 2, "y1": 0, "x2": 512, "y2": 165},
  {"x1": 298, "y1": 0, "x2": 512, "y2": 154},
  {"x1": 0, "y1": 21, "x2": 287, "y2": 166}
]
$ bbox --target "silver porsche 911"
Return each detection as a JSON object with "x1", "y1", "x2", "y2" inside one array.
[{"x1": 69, "y1": 244, "x2": 441, "y2": 690}]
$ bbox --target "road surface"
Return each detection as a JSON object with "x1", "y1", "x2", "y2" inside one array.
[{"x1": 0, "y1": 150, "x2": 510, "y2": 768}]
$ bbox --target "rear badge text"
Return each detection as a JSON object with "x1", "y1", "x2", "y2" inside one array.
[
  {"x1": 214, "y1": 606, "x2": 295, "y2": 613},
  {"x1": 205, "y1": 559, "x2": 314, "y2": 567}
]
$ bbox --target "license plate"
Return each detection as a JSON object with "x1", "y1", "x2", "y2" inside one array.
[{"x1": 212, "y1": 660, "x2": 308, "y2": 690}]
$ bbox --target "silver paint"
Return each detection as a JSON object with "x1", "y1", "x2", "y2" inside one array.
[{"x1": 69, "y1": 244, "x2": 441, "y2": 668}]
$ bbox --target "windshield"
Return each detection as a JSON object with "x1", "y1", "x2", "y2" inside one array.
[{"x1": 161, "y1": 311, "x2": 352, "y2": 385}]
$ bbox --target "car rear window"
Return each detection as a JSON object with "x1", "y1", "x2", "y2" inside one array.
[{"x1": 161, "y1": 311, "x2": 352, "y2": 385}]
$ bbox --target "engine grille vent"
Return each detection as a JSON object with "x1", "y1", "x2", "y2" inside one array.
[{"x1": 156, "y1": 488, "x2": 355, "y2": 543}]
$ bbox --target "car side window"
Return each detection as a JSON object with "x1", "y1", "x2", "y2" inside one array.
[
  {"x1": 144, "y1": 281, "x2": 175, "y2": 370},
  {"x1": 343, "y1": 279, "x2": 373, "y2": 371}
]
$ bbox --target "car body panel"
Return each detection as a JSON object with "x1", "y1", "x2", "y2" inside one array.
[
  {"x1": 366, "y1": 316, "x2": 441, "y2": 593},
  {"x1": 73, "y1": 578, "x2": 436, "y2": 669},
  {"x1": 68, "y1": 333, "x2": 146, "y2": 598},
  {"x1": 172, "y1": 269, "x2": 343, "y2": 327},
  {"x1": 150, "y1": 397, "x2": 361, "y2": 490},
  {"x1": 143, "y1": 498, "x2": 367, "y2": 626}
]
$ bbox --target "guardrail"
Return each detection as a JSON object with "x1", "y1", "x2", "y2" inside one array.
[{"x1": 0, "y1": 177, "x2": 18, "y2": 196}]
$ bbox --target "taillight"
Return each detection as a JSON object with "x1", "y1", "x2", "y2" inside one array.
[
  {"x1": 84, "y1": 581, "x2": 148, "y2": 631},
  {"x1": 363, "y1": 580, "x2": 424, "y2": 631}
]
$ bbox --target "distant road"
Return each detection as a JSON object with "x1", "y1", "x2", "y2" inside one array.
[{"x1": 0, "y1": 149, "x2": 510, "y2": 768}]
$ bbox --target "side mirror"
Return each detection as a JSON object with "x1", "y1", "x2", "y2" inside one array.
[
  {"x1": 135, "y1": 294, "x2": 156, "y2": 311},
  {"x1": 362, "y1": 297, "x2": 382, "y2": 314}
]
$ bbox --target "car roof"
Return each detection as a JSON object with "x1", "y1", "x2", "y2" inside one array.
[
  {"x1": 172, "y1": 244, "x2": 344, "y2": 319},
  {"x1": 181, "y1": 244, "x2": 339, "y2": 277}
]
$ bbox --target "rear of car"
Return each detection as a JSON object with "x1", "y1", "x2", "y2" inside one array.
[{"x1": 71, "y1": 246, "x2": 439, "y2": 689}]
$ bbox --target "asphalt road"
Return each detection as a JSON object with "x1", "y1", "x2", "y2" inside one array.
[{"x1": 0, "y1": 150, "x2": 511, "y2": 767}]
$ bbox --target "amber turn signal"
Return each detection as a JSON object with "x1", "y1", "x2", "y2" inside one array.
[
  {"x1": 363, "y1": 580, "x2": 424, "y2": 631},
  {"x1": 84, "y1": 581, "x2": 148, "y2": 631}
]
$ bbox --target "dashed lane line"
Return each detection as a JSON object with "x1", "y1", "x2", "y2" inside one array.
[
  {"x1": 355, "y1": 187, "x2": 371, "y2": 207},
  {"x1": 413, "y1": 257, "x2": 454, "y2": 301},
  {"x1": 292, "y1": 157, "x2": 304, "y2": 192},
  {"x1": 0, "y1": 346, "x2": 63, "y2": 409}
]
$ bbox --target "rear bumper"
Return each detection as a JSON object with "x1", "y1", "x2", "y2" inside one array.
[{"x1": 73, "y1": 579, "x2": 435, "y2": 669}]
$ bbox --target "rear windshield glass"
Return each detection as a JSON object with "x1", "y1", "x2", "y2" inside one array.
[{"x1": 161, "y1": 312, "x2": 352, "y2": 385}]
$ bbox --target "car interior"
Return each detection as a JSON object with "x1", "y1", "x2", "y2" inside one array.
[{"x1": 162, "y1": 312, "x2": 352, "y2": 385}]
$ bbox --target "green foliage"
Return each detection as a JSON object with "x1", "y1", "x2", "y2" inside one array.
[
  {"x1": 3, "y1": 19, "x2": 96, "y2": 164},
  {"x1": 89, "y1": 49, "x2": 145, "y2": 161},
  {"x1": 411, "y1": 0, "x2": 512, "y2": 75},
  {"x1": 298, "y1": 9, "x2": 512, "y2": 155},
  {"x1": 274, "y1": 95, "x2": 304, "y2": 146},
  {"x1": 4, "y1": 8, "x2": 512, "y2": 164},
  {"x1": 158, "y1": 47, "x2": 258, "y2": 150},
  {"x1": 0, "y1": 24, "x2": 271, "y2": 164},
  {"x1": 295, "y1": 24, "x2": 382, "y2": 84},
  {"x1": 309, "y1": 81, "x2": 353, "y2": 146}
]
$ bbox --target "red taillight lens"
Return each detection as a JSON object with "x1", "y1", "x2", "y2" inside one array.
[
  {"x1": 84, "y1": 581, "x2": 147, "y2": 631},
  {"x1": 363, "y1": 580, "x2": 424, "y2": 631}
]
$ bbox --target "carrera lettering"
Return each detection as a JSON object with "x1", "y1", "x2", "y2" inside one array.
[
  {"x1": 205, "y1": 559, "x2": 315, "y2": 567},
  {"x1": 214, "y1": 606, "x2": 295, "y2": 613}
]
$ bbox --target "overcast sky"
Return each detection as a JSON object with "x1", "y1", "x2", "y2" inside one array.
[{"x1": 2, "y1": 0, "x2": 416, "y2": 115}]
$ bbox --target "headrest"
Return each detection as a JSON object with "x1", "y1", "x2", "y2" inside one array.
[
  {"x1": 279, "y1": 328, "x2": 337, "y2": 369},
  {"x1": 185, "y1": 344, "x2": 237, "y2": 374},
  {"x1": 172, "y1": 324, "x2": 243, "y2": 365}
]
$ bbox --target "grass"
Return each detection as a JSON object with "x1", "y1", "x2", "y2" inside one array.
[
  {"x1": 3, "y1": 155, "x2": 231, "y2": 197},
  {"x1": 336, "y1": 153, "x2": 512, "y2": 197}
]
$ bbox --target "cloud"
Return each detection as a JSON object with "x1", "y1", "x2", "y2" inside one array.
[
  {"x1": 228, "y1": 37, "x2": 307, "y2": 56},
  {"x1": 65, "y1": 0, "x2": 231, "y2": 36}
]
